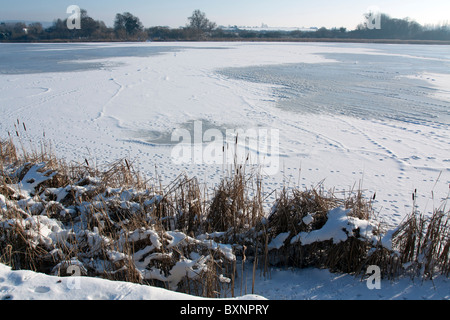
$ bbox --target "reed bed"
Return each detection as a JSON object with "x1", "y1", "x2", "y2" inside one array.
[{"x1": 1, "y1": 126, "x2": 449, "y2": 298}]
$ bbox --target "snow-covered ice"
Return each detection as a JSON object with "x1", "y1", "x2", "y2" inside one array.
[{"x1": 0, "y1": 41, "x2": 449, "y2": 300}]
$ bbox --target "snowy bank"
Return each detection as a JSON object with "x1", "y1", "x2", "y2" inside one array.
[{"x1": 0, "y1": 263, "x2": 265, "y2": 300}]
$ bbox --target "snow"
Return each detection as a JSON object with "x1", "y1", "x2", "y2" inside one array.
[
  {"x1": 2, "y1": 192, "x2": 448, "y2": 300},
  {"x1": 291, "y1": 207, "x2": 378, "y2": 245},
  {"x1": 292, "y1": 208, "x2": 347, "y2": 245},
  {"x1": 14, "y1": 163, "x2": 57, "y2": 198},
  {"x1": 302, "y1": 213, "x2": 314, "y2": 226},
  {"x1": 0, "y1": 195, "x2": 7, "y2": 213},
  {"x1": 406, "y1": 72, "x2": 450, "y2": 102},
  {"x1": 268, "y1": 232, "x2": 290, "y2": 250},
  {"x1": 2, "y1": 256, "x2": 448, "y2": 300},
  {"x1": 1, "y1": 42, "x2": 449, "y2": 300},
  {"x1": 240, "y1": 267, "x2": 450, "y2": 300},
  {"x1": 0, "y1": 263, "x2": 265, "y2": 300}
]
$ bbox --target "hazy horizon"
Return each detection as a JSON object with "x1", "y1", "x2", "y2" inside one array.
[{"x1": 1, "y1": 0, "x2": 449, "y2": 30}]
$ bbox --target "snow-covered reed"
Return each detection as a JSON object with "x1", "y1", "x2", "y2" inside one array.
[{"x1": 1, "y1": 130, "x2": 448, "y2": 298}]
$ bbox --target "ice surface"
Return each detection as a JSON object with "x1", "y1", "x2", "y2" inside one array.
[
  {"x1": 0, "y1": 43, "x2": 185, "y2": 74},
  {"x1": 218, "y1": 50, "x2": 450, "y2": 126}
]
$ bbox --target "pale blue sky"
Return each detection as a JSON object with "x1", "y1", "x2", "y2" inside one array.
[{"x1": 1, "y1": 0, "x2": 449, "y2": 29}]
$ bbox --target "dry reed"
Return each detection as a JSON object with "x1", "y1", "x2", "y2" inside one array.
[{"x1": 1, "y1": 127, "x2": 449, "y2": 299}]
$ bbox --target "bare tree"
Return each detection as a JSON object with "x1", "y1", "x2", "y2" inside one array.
[
  {"x1": 114, "y1": 12, "x2": 144, "y2": 39},
  {"x1": 187, "y1": 10, "x2": 216, "y2": 39}
]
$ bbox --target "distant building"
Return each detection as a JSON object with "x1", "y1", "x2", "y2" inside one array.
[{"x1": 218, "y1": 25, "x2": 317, "y2": 32}]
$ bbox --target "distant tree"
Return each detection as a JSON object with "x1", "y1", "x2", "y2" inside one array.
[
  {"x1": 21, "y1": 22, "x2": 43, "y2": 40},
  {"x1": 114, "y1": 13, "x2": 126, "y2": 38},
  {"x1": 13, "y1": 22, "x2": 27, "y2": 35},
  {"x1": 0, "y1": 22, "x2": 11, "y2": 40},
  {"x1": 4, "y1": 22, "x2": 29, "y2": 40},
  {"x1": 0, "y1": 10, "x2": 115, "y2": 41},
  {"x1": 290, "y1": 30, "x2": 305, "y2": 38},
  {"x1": 47, "y1": 18, "x2": 70, "y2": 39},
  {"x1": 422, "y1": 23, "x2": 450, "y2": 40},
  {"x1": 42, "y1": 9, "x2": 112, "y2": 41},
  {"x1": 351, "y1": 13, "x2": 430, "y2": 40},
  {"x1": 2, "y1": 9, "x2": 450, "y2": 42},
  {"x1": 79, "y1": 9, "x2": 99, "y2": 38},
  {"x1": 315, "y1": 27, "x2": 331, "y2": 38},
  {"x1": 28, "y1": 22, "x2": 43, "y2": 35},
  {"x1": 147, "y1": 26, "x2": 171, "y2": 40},
  {"x1": 114, "y1": 12, "x2": 144, "y2": 39},
  {"x1": 93, "y1": 20, "x2": 113, "y2": 40},
  {"x1": 186, "y1": 10, "x2": 216, "y2": 39},
  {"x1": 147, "y1": 26, "x2": 195, "y2": 41}
]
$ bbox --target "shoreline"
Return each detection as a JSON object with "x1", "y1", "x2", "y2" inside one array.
[{"x1": 2, "y1": 38, "x2": 450, "y2": 45}]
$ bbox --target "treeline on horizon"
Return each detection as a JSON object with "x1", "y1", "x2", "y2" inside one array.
[{"x1": 1, "y1": 9, "x2": 450, "y2": 42}]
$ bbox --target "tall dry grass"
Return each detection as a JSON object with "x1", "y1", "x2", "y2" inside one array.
[
  {"x1": 1, "y1": 125, "x2": 449, "y2": 298},
  {"x1": 391, "y1": 198, "x2": 450, "y2": 279}
]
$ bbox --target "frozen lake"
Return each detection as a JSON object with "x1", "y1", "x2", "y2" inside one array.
[
  {"x1": 219, "y1": 49, "x2": 450, "y2": 126},
  {"x1": 0, "y1": 43, "x2": 227, "y2": 74},
  {"x1": 0, "y1": 42, "x2": 449, "y2": 226},
  {"x1": 3, "y1": 43, "x2": 449, "y2": 125}
]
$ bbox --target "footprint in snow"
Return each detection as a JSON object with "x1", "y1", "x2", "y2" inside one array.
[
  {"x1": 0, "y1": 285, "x2": 14, "y2": 300},
  {"x1": 0, "y1": 285, "x2": 11, "y2": 292},
  {"x1": 34, "y1": 286, "x2": 51, "y2": 294}
]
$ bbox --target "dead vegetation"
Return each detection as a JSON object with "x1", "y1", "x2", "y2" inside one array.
[{"x1": 1, "y1": 126, "x2": 449, "y2": 298}]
